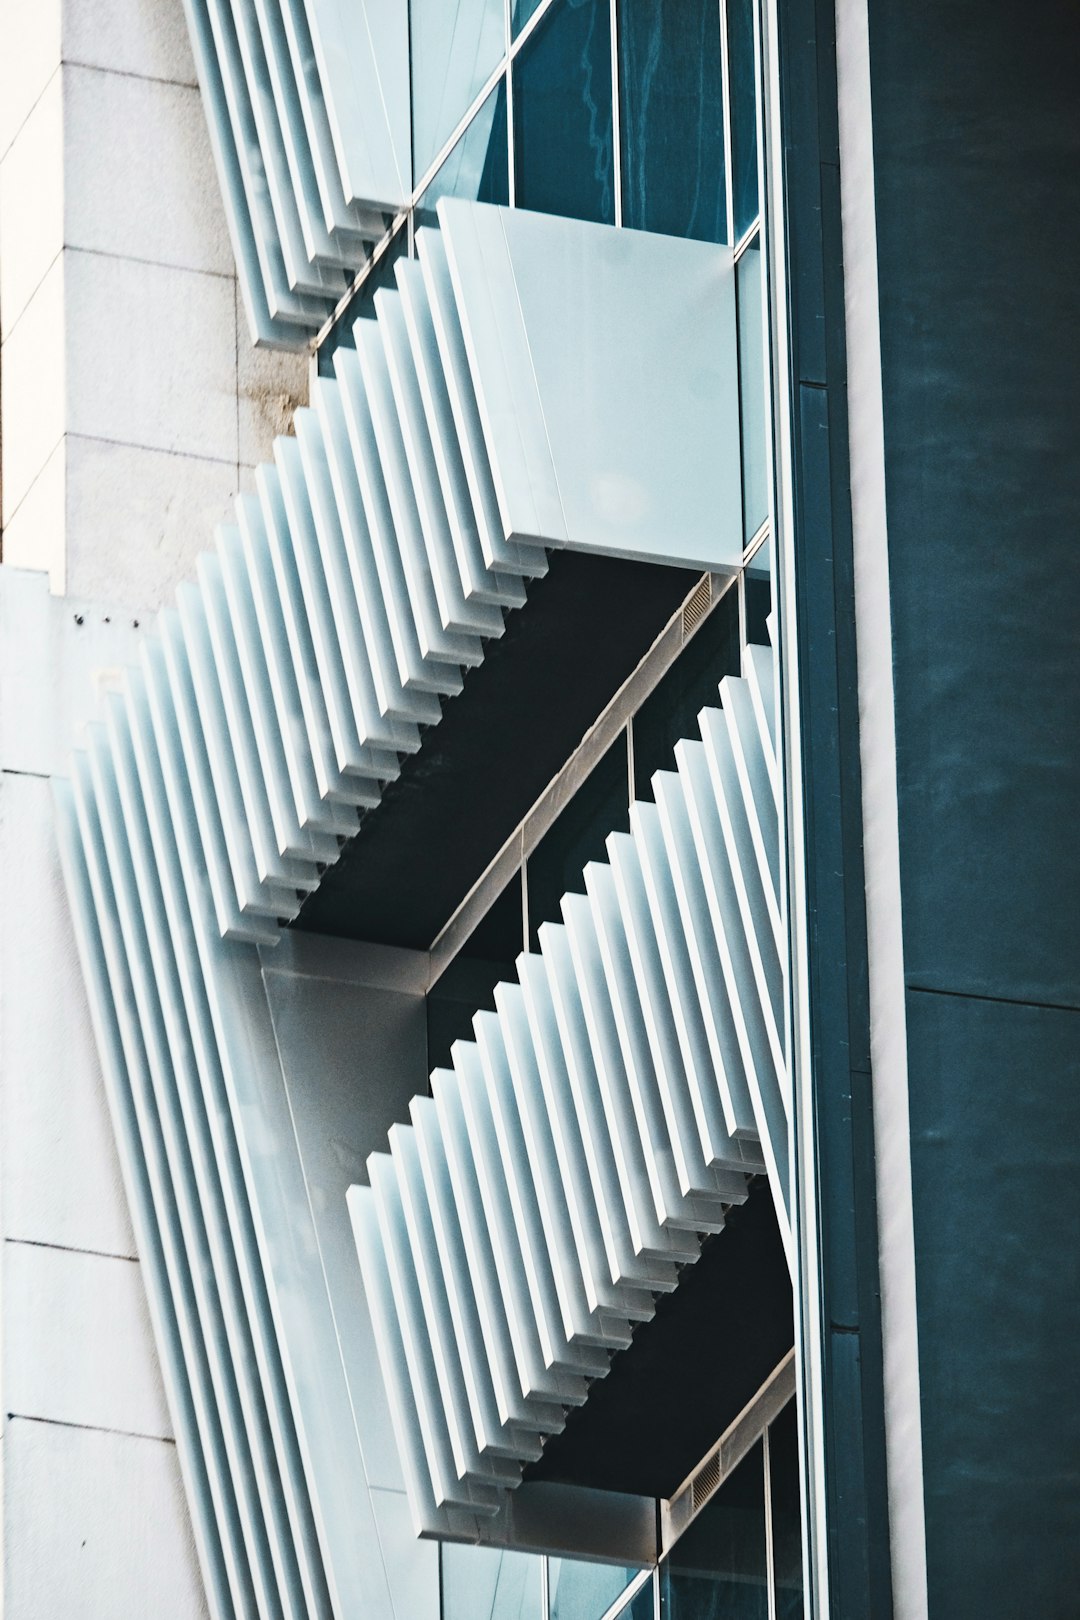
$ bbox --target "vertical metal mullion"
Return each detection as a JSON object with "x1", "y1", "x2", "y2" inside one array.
[
  {"x1": 505, "y1": 0, "x2": 516, "y2": 207},
  {"x1": 764, "y1": 1425, "x2": 778, "y2": 1620},
  {"x1": 540, "y1": 1552, "x2": 551, "y2": 1616},
  {"x1": 610, "y1": 0, "x2": 623, "y2": 226},
  {"x1": 626, "y1": 720, "x2": 635, "y2": 808},
  {"x1": 521, "y1": 826, "x2": 530, "y2": 953},
  {"x1": 718, "y1": 0, "x2": 736, "y2": 249}
]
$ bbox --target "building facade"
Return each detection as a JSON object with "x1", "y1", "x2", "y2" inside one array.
[{"x1": 0, "y1": 1, "x2": 1076, "y2": 1618}]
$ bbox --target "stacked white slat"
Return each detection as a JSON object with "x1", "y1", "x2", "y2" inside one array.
[
  {"x1": 66, "y1": 235, "x2": 550, "y2": 950},
  {"x1": 181, "y1": 0, "x2": 394, "y2": 344},
  {"x1": 55, "y1": 705, "x2": 335, "y2": 1618},
  {"x1": 349, "y1": 643, "x2": 790, "y2": 1537},
  {"x1": 49, "y1": 225, "x2": 563, "y2": 1610}
]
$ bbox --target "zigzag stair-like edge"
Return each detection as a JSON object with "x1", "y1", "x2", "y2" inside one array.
[{"x1": 348, "y1": 640, "x2": 791, "y2": 1541}]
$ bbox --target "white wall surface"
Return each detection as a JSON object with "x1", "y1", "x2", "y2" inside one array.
[
  {"x1": 0, "y1": 0, "x2": 309, "y2": 610},
  {"x1": 0, "y1": 567, "x2": 209, "y2": 1617}
]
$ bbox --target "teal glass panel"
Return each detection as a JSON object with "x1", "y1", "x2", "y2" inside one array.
[
  {"x1": 513, "y1": 0, "x2": 546, "y2": 33},
  {"x1": 659, "y1": 1441, "x2": 768, "y2": 1618},
  {"x1": 513, "y1": 0, "x2": 615, "y2": 225},
  {"x1": 548, "y1": 1559, "x2": 650, "y2": 1619},
  {"x1": 442, "y1": 1542, "x2": 544, "y2": 1620},
  {"x1": 415, "y1": 79, "x2": 509, "y2": 230},
  {"x1": 632, "y1": 585, "x2": 740, "y2": 802},
  {"x1": 736, "y1": 237, "x2": 769, "y2": 541},
  {"x1": 743, "y1": 572, "x2": 771, "y2": 648},
  {"x1": 617, "y1": 0, "x2": 726, "y2": 243},
  {"x1": 726, "y1": 0, "x2": 759, "y2": 239},
  {"x1": 525, "y1": 735, "x2": 629, "y2": 950},
  {"x1": 410, "y1": 0, "x2": 506, "y2": 182},
  {"x1": 768, "y1": 1406, "x2": 804, "y2": 1620}
]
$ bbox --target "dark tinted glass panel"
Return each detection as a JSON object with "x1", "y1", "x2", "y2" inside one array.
[
  {"x1": 632, "y1": 586, "x2": 740, "y2": 801},
  {"x1": 526, "y1": 735, "x2": 629, "y2": 948},
  {"x1": 415, "y1": 79, "x2": 509, "y2": 231},
  {"x1": 727, "y1": 0, "x2": 759, "y2": 239},
  {"x1": 427, "y1": 871, "x2": 523, "y2": 1070},
  {"x1": 513, "y1": 0, "x2": 615, "y2": 225},
  {"x1": 661, "y1": 1441, "x2": 768, "y2": 1618},
  {"x1": 617, "y1": 0, "x2": 726, "y2": 242},
  {"x1": 410, "y1": 0, "x2": 505, "y2": 179},
  {"x1": 768, "y1": 1404, "x2": 804, "y2": 1620},
  {"x1": 512, "y1": 0, "x2": 545, "y2": 33},
  {"x1": 744, "y1": 569, "x2": 771, "y2": 648},
  {"x1": 736, "y1": 238, "x2": 769, "y2": 540}
]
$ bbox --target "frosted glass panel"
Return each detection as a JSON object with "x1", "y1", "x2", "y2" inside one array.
[
  {"x1": 411, "y1": 0, "x2": 506, "y2": 180},
  {"x1": 416, "y1": 80, "x2": 509, "y2": 229},
  {"x1": 442, "y1": 1543, "x2": 543, "y2": 1620},
  {"x1": 548, "y1": 1558, "x2": 648, "y2": 1619},
  {"x1": 736, "y1": 238, "x2": 768, "y2": 541}
]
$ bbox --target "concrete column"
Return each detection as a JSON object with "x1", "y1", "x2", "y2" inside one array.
[{"x1": 0, "y1": 0, "x2": 308, "y2": 610}]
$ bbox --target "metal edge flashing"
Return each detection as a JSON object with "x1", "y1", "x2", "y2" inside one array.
[{"x1": 763, "y1": 0, "x2": 894, "y2": 1610}]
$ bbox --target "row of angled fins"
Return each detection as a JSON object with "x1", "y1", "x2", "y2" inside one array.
[
  {"x1": 85, "y1": 222, "x2": 547, "y2": 951},
  {"x1": 350, "y1": 638, "x2": 792, "y2": 1538},
  {"x1": 50, "y1": 219, "x2": 557, "y2": 1618},
  {"x1": 181, "y1": 0, "x2": 386, "y2": 343}
]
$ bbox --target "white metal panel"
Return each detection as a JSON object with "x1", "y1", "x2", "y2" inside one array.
[
  {"x1": 311, "y1": 377, "x2": 440, "y2": 726},
  {"x1": 85, "y1": 723, "x2": 307, "y2": 1618},
  {"x1": 409, "y1": 1095, "x2": 546, "y2": 1465},
  {"x1": 438, "y1": 199, "x2": 744, "y2": 573},
  {"x1": 67, "y1": 756, "x2": 262, "y2": 1619},
  {"x1": 452, "y1": 1040, "x2": 592, "y2": 1404},
  {"x1": 397, "y1": 254, "x2": 528, "y2": 611},
  {"x1": 119, "y1": 679, "x2": 335, "y2": 1619},
  {"x1": 514, "y1": 952, "x2": 658, "y2": 1319},
  {"x1": 379, "y1": 280, "x2": 507, "y2": 638},
  {"x1": 53, "y1": 780, "x2": 238, "y2": 1620}
]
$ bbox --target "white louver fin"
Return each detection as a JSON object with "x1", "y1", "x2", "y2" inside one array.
[
  {"x1": 180, "y1": 0, "x2": 408, "y2": 344},
  {"x1": 54, "y1": 206, "x2": 743, "y2": 947},
  {"x1": 53, "y1": 202, "x2": 771, "y2": 1604},
  {"x1": 349, "y1": 648, "x2": 791, "y2": 1539}
]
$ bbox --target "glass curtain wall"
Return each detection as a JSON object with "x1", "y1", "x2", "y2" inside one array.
[
  {"x1": 333, "y1": 2, "x2": 798, "y2": 1609},
  {"x1": 321, "y1": 0, "x2": 771, "y2": 463}
]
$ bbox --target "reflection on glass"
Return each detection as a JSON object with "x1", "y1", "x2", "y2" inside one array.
[
  {"x1": 736, "y1": 237, "x2": 769, "y2": 542},
  {"x1": 660, "y1": 1441, "x2": 768, "y2": 1619},
  {"x1": 415, "y1": 79, "x2": 509, "y2": 230},
  {"x1": 548, "y1": 1558, "x2": 649, "y2": 1620},
  {"x1": 726, "y1": 0, "x2": 759, "y2": 240},
  {"x1": 632, "y1": 586, "x2": 741, "y2": 802},
  {"x1": 410, "y1": 0, "x2": 506, "y2": 183},
  {"x1": 442, "y1": 1541, "x2": 544, "y2": 1620},
  {"x1": 768, "y1": 1405, "x2": 804, "y2": 1620},
  {"x1": 513, "y1": 0, "x2": 546, "y2": 34},
  {"x1": 526, "y1": 737, "x2": 629, "y2": 949},
  {"x1": 513, "y1": 0, "x2": 615, "y2": 225},
  {"x1": 617, "y1": 0, "x2": 726, "y2": 242}
]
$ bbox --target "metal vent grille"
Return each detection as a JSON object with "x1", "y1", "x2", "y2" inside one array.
[
  {"x1": 681, "y1": 573, "x2": 713, "y2": 637},
  {"x1": 691, "y1": 1451, "x2": 723, "y2": 1512}
]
